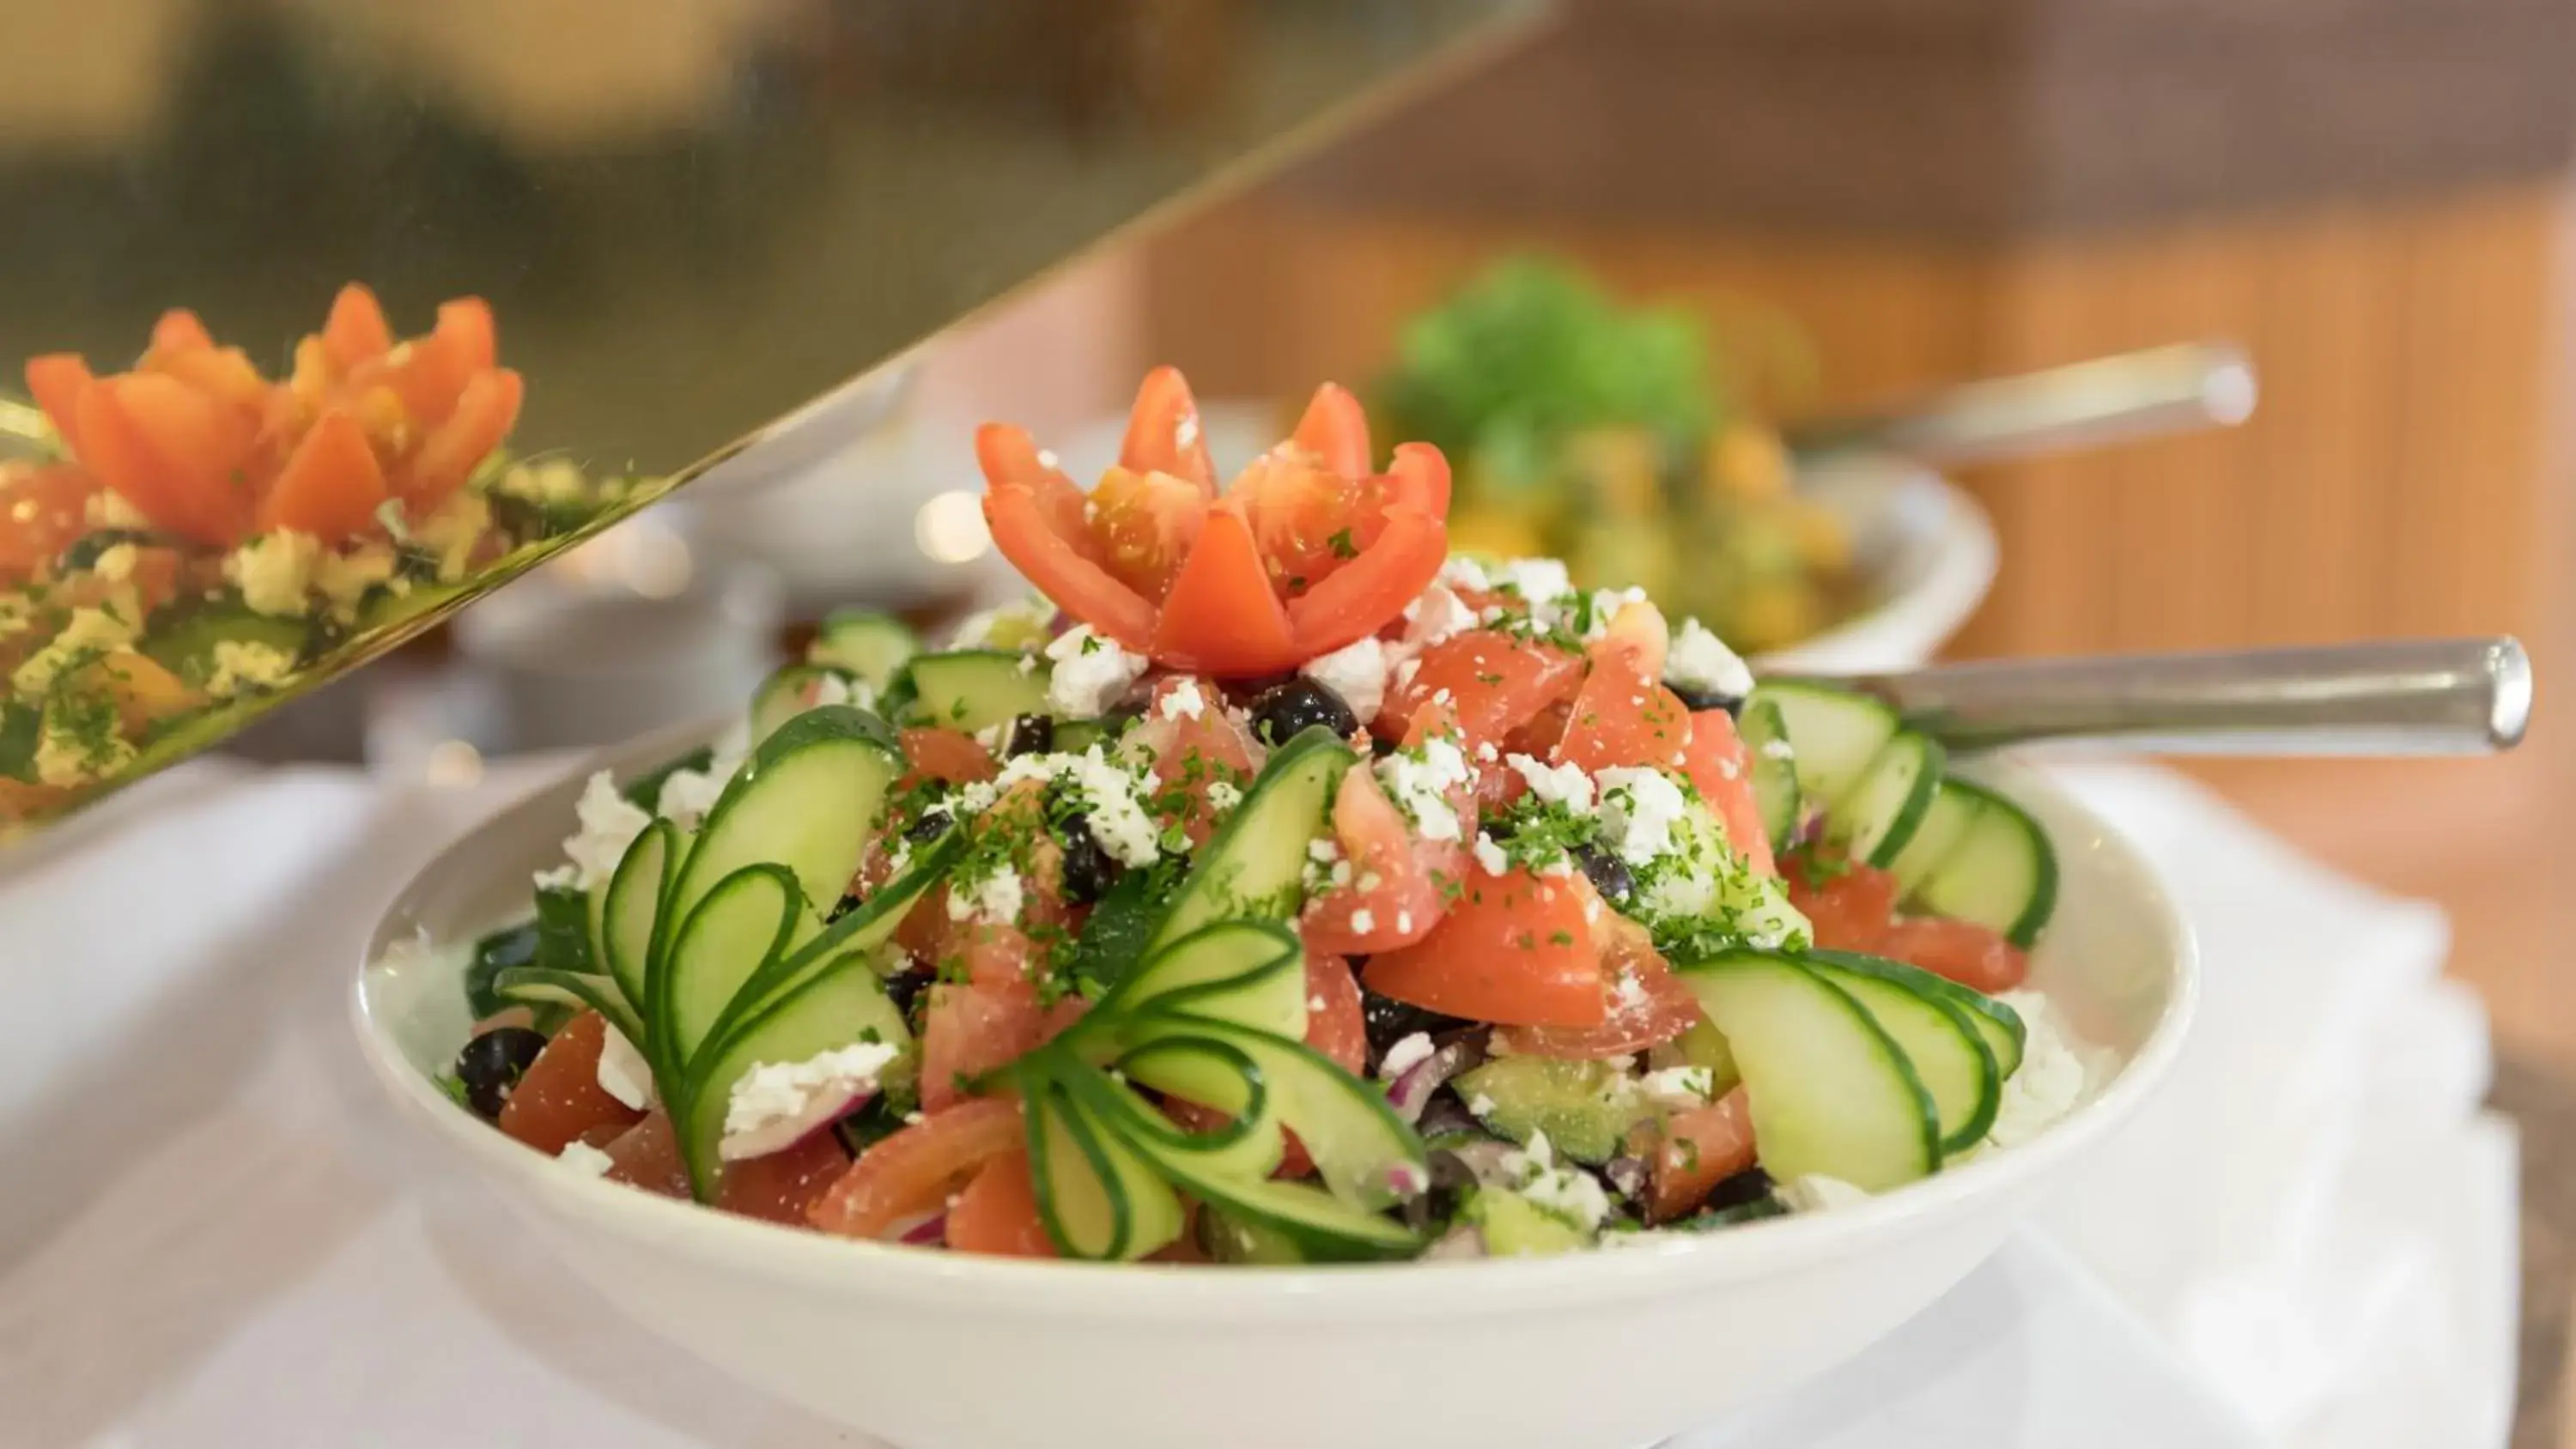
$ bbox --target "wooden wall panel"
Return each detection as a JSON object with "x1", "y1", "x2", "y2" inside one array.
[{"x1": 1139, "y1": 184, "x2": 2561, "y2": 658}]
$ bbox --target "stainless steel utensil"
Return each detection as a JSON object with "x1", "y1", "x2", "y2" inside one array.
[
  {"x1": 1786, "y1": 343, "x2": 2258, "y2": 466},
  {"x1": 1809, "y1": 637, "x2": 2530, "y2": 755}
]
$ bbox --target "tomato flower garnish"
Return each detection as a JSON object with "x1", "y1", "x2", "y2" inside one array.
[
  {"x1": 975, "y1": 367, "x2": 1451, "y2": 678},
  {"x1": 26, "y1": 284, "x2": 523, "y2": 549}
]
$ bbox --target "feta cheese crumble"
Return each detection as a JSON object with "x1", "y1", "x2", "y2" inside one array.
[
  {"x1": 1639, "y1": 1065, "x2": 1715, "y2": 1108},
  {"x1": 1045, "y1": 626, "x2": 1148, "y2": 717},
  {"x1": 1376, "y1": 736, "x2": 1473, "y2": 841},
  {"x1": 1378, "y1": 1031, "x2": 1436, "y2": 1082},
  {"x1": 1157, "y1": 676, "x2": 1209, "y2": 720},
  {"x1": 11, "y1": 605, "x2": 137, "y2": 695},
  {"x1": 1507, "y1": 753, "x2": 1595, "y2": 813},
  {"x1": 1594, "y1": 767, "x2": 1690, "y2": 865},
  {"x1": 1981, "y1": 990, "x2": 2099, "y2": 1149},
  {"x1": 595, "y1": 1025, "x2": 653, "y2": 1111},
  {"x1": 951, "y1": 595, "x2": 1056, "y2": 651},
  {"x1": 225, "y1": 530, "x2": 323, "y2": 617},
  {"x1": 1665, "y1": 618, "x2": 1754, "y2": 701},
  {"x1": 203, "y1": 639, "x2": 297, "y2": 699},
  {"x1": 556, "y1": 770, "x2": 652, "y2": 892},
  {"x1": 1499, "y1": 1129, "x2": 1613, "y2": 1232},
  {"x1": 1299, "y1": 634, "x2": 1389, "y2": 722},
  {"x1": 720, "y1": 1040, "x2": 901, "y2": 1157},
  {"x1": 948, "y1": 863, "x2": 1025, "y2": 925},
  {"x1": 1471, "y1": 833, "x2": 1510, "y2": 876},
  {"x1": 557, "y1": 1140, "x2": 617, "y2": 1177}
]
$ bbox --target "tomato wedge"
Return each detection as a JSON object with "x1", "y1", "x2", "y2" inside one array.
[
  {"x1": 258, "y1": 409, "x2": 388, "y2": 543},
  {"x1": 975, "y1": 369, "x2": 1453, "y2": 677},
  {"x1": 1377, "y1": 629, "x2": 1584, "y2": 750},
  {"x1": 25, "y1": 355, "x2": 93, "y2": 456},
  {"x1": 496, "y1": 1012, "x2": 646, "y2": 1155},
  {"x1": 1878, "y1": 917, "x2": 2028, "y2": 994},
  {"x1": 1364, "y1": 866, "x2": 1600, "y2": 1027},
  {"x1": 1303, "y1": 953, "x2": 1369, "y2": 1074},
  {"x1": 1631, "y1": 1087, "x2": 1759, "y2": 1223},
  {"x1": 947, "y1": 1149, "x2": 1058, "y2": 1257},
  {"x1": 918, "y1": 980, "x2": 1086, "y2": 1113},
  {"x1": 1680, "y1": 708, "x2": 1777, "y2": 878},
  {"x1": 1554, "y1": 637, "x2": 1692, "y2": 775},
  {"x1": 899, "y1": 726, "x2": 999, "y2": 786},
  {"x1": 808, "y1": 1096, "x2": 1025, "y2": 1240},
  {"x1": 0, "y1": 464, "x2": 99, "y2": 583},
  {"x1": 322, "y1": 283, "x2": 395, "y2": 371},
  {"x1": 1498, "y1": 912, "x2": 1702, "y2": 1058},
  {"x1": 1298, "y1": 764, "x2": 1450, "y2": 955}
]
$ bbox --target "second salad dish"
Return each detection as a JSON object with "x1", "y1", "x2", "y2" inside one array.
[{"x1": 405, "y1": 368, "x2": 2096, "y2": 1264}]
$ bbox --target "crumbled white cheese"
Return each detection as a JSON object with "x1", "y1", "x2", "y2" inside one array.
[
  {"x1": 1349, "y1": 908, "x2": 1376, "y2": 935},
  {"x1": 1508, "y1": 753, "x2": 1595, "y2": 814},
  {"x1": 1064, "y1": 746, "x2": 1163, "y2": 867},
  {"x1": 595, "y1": 1025, "x2": 653, "y2": 1111},
  {"x1": 495, "y1": 458, "x2": 592, "y2": 505},
  {"x1": 1581, "y1": 587, "x2": 1650, "y2": 643},
  {"x1": 1044, "y1": 626, "x2": 1148, "y2": 717},
  {"x1": 559, "y1": 770, "x2": 652, "y2": 892},
  {"x1": 1666, "y1": 618, "x2": 1754, "y2": 701},
  {"x1": 649, "y1": 721, "x2": 750, "y2": 833},
  {"x1": 1779, "y1": 1174, "x2": 1872, "y2": 1214},
  {"x1": 811, "y1": 671, "x2": 867, "y2": 711},
  {"x1": 1983, "y1": 991, "x2": 2099, "y2": 1149},
  {"x1": 225, "y1": 530, "x2": 323, "y2": 617},
  {"x1": 1378, "y1": 1031, "x2": 1436, "y2": 1082},
  {"x1": 314, "y1": 542, "x2": 398, "y2": 616},
  {"x1": 556, "y1": 1140, "x2": 617, "y2": 1177},
  {"x1": 1471, "y1": 833, "x2": 1510, "y2": 876},
  {"x1": 1489, "y1": 557, "x2": 1572, "y2": 607},
  {"x1": 1595, "y1": 767, "x2": 1691, "y2": 865},
  {"x1": 33, "y1": 704, "x2": 135, "y2": 787},
  {"x1": 84, "y1": 488, "x2": 150, "y2": 530},
  {"x1": 1205, "y1": 779, "x2": 1242, "y2": 813},
  {"x1": 1501, "y1": 1129, "x2": 1613, "y2": 1232},
  {"x1": 1400, "y1": 582, "x2": 1481, "y2": 652},
  {"x1": 1639, "y1": 1065, "x2": 1715, "y2": 1109},
  {"x1": 1299, "y1": 634, "x2": 1388, "y2": 723},
  {"x1": 10, "y1": 605, "x2": 138, "y2": 695},
  {"x1": 413, "y1": 490, "x2": 494, "y2": 582},
  {"x1": 1157, "y1": 676, "x2": 1208, "y2": 720},
  {"x1": 1437, "y1": 555, "x2": 1492, "y2": 592},
  {"x1": 1375, "y1": 735, "x2": 1473, "y2": 841},
  {"x1": 204, "y1": 639, "x2": 297, "y2": 699},
  {"x1": 720, "y1": 1040, "x2": 900, "y2": 1155},
  {"x1": 89, "y1": 542, "x2": 137, "y2": 583},
  {"x1": 947, "y1": 863, "x2": 1025, "y2": 925}
]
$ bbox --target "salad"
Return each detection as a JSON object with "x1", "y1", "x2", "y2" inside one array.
[
  {"x1": 0, "y1": 288, "x2": 631, "y2": 828},
  {"x1": 1371, "y1": 258, "x2": 1849, "y2": 653},
  {"x1": 433, "y1": 368, "x2": 2096, "y2": 1262}
]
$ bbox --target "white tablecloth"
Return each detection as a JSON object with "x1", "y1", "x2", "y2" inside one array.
[{"x1": 0, "y1": 759, "x2": 2518, "y2": 1448}]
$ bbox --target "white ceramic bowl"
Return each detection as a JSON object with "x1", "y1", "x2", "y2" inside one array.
[
  {"x1": 354, "y1": 725, "x2": 2192, "y2": 1449},
  {"x1": 1054, "y1": 403, "x2": 1996, "y2": 676}
]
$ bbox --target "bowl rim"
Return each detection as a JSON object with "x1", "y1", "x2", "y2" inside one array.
[{"x1": 351, "y1": 749, "x2": 2195, "y2": 1321}]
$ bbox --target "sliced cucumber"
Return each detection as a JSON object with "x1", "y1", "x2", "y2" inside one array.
[
  {"x1": 1120, "y1": 1016, "x2": 1428, "y2": 1210},
  {"x1": 1464, "y1": 1186, "x2": 1592, "y2": 1257},
  {"x1": 599, "y1": 820, "x2": 677, "y2": 1029},
  {"x1": 808, "y1": 609, "x2": 920, "y2": 690},
  {"x1": 1735, "y1": 694, "x2": 1801, "y2": 852},
  {"x1": 1072, "y1": 1074, "x2": 1419, "y2": 1262},
  {"x1": 1091, "y1": 919, "x2": 1305, "y2": 1040},
  {"x1": 884, "y1": 650, "x2": 1049, "y2": 732},
  {"x1": 493, "y1": 967, "x2": 642, "y2": 1047},
  {"x1": 140, "y1": 602, "x2": 311, "y2": 690},
  {"x1": 665, "y1": 864, "x2": 805, "y2": 1069},
  {"x1": 676, "y1": 951, "x2": 912, "y2": 1199},
  {"x1": 750, "y1": 664, "x2": 858, "y2": 743},
  {"x1": 1884, "y1": 780, "x2": 1984, "y2": 895},
  {"x1": 1150, "y1": 726, "x2": 1355, "y2": 949},
  {"x1": 656, "y1": 706, "x2": 902, "y2": 1035},
  {"x1": 727, "y1": 833, "x2": 960, "y2": 1025},
  {"x1": 1828, "y1": 731, "x2": 1943, "y2": 868},
  {"x1": 1906, "y1": 779, "x2": 2059, "y2": 948},
  {"x1": 1200, "y1": 1208, "x2": 1313, "y2": 1264},
  {"x1": 1804, "y1": 951, "x2": 1999, "y2": 1155},
  {"x1": 1672, "y1": 949, "x2": 1940, "y2": 1191},
  {"x1": 1030, "y1": 1076, "x2": 1188, "y2": 1261},
  {"x1": 1455, "y1": 1056, "x2": 1649, "y2": 1165},
  {"x1": 1750, "y1": 681, "x2": 1899, "y2": 808}
]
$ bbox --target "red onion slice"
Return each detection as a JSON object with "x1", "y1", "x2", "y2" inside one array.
[
  {"x1": 896, "y1": 1213, "x2": 949, "y2": 1247},
  {"x1": 1385, "y1": 1036, "x2": 1486, "y2": 1124},
  {"x1": 718, "y1": 1083, "x2": 877, "y2": 1162}
]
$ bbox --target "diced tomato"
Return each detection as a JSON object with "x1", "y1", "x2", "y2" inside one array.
[
  {"x1": 1378, "y1": 630, "x2": 1584, "y2": 752},
  {"x1": 26, "y1": 355, "x2": 94, "y2": 456},
  {"x1": 975, "y1": 368, "x2": 1452, "y2": 676},
  {"x1": 719, "y1": 1132, "x2": 855, "y2": 1225},
  {"x1": 1631, "y1": 1087, "x2": 1759, "y2": 1223},
  {"x1": 1554, "y1": 639, "x2": 1692, "y2": 775},
  {"x1": 900, "y1": 726, "x2": 998, "y2": 785},
  {"x1": 400, "y1": 367, "x2": 522, "y2": 511},
  {"x1": 1128, "y1": 679, "x2": 1258, "y2": 846},
  {"x1": 917, "y1": 980, "x2": 1087, "y2": 1112},
  {"x1": 1302, "y1": 954, "x2": 1369, "y2": 1074},
  {"x1": 1298, "y1": 764, "x2": 1449, "y2": 955},
  {"x1": 78, "y1": 374, "x2": 254, "y2": 546},
  {"x1": 1364, "y1": 866, "x2": 1601, "y2": 1027},
  {"x1": 497, "y1": 1011, "x2": 646, "y2": 1155},
  {"x1": 601, "y1": 1109, "x2": 690, "y2": 1197},
  {"x1": 1680, "y1": 708, "x2": 1777, "y2": 878},
  {"x1": 945, "y1": 1149, "x2": 1058, "y2": 1257},
  {"x1": 1785, "y1": 857, "x2": 1899, "y2": 953},
  {"x1": 258, "y1": 409, "x2": 388, "y2": 543},
  {"x1": 1498, "y1": 912, "x2": 1701, "y2": 1058},
  {"x1": 808, "y1": 1096, "x2": 1024, "y2": 1240},
  {"x1": 1879, "y1": 917, "x2": 2029, "y2": 994},
  {"x1": 0, "y1": 464, "x2": 99, "y2": 583},
  {"x1": 149, "y1": 308, "x2": 215, "y2": 355}
]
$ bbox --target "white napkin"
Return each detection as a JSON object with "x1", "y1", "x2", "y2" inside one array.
[{"x1": 0, "y1": 760, "x2": 2518, "y2": 1449}]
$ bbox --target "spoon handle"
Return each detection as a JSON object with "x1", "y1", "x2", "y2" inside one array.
[
  {"x1": 1785, "y1": 343, "x2": 2257, "y2": 466},
  {"x1": 1809, "y1": 638, "x2": 2532, "y2": 756}
]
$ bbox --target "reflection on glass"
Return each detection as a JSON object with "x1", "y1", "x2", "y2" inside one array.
[{"x1": 0, "y1": 0, "x2": 1539, "y2": 834}]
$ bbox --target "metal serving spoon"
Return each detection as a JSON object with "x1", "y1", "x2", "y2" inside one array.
[
  {"x1": 1785, "y1": 343, "x2": 2258, "y2": 467},
  {"x1": 1804, "y1": 637, "x2": 2531, "y2": 756}
]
